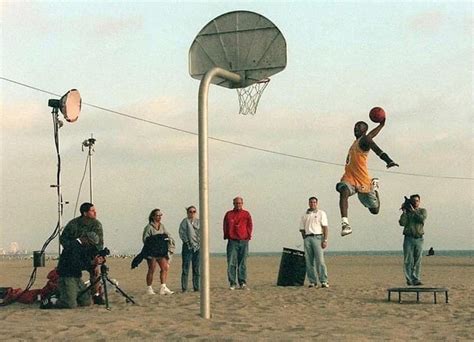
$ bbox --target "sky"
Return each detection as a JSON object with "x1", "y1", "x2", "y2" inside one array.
[{"x1": 1, "y1": 1, "x2": 472, "y2": 254}]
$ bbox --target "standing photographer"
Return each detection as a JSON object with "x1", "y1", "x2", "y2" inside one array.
[
  {"x1": 399, "y1": 194, "x2": 428, "y2": 286},
  {"x1": 41, "y1": 232, "x2": 103, "y2": 309}
]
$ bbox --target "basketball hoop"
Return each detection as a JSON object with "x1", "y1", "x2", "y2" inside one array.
[
  {"x1": 189, "y1": 10, "x2": 287, "y2": 319},
  {"x1": 236, "y1": 78, "x2": 270, "y2": 115}
]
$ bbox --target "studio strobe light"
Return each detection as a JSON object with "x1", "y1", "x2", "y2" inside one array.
[{"x1": 48, "y1": 89, "x2": 82, "y2": 255}]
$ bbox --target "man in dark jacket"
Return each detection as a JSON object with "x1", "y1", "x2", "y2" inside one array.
[{"x1": 399, "y1": 194, "x2": 428, "y2": 286}]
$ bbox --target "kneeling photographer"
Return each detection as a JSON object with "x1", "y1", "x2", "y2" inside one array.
[
  {"x1": 60, "y1": 202, "x2": 105, "y2": 304},
  {"x1": 41, "y1": 232, "x2": 104, "y2": 309}
]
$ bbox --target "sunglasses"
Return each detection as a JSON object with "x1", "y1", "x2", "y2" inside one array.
[{"x1": 188, "y1": 210, "x2": 196, "y2": 213}]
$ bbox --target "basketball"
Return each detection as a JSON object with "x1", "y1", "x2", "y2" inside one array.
[{"x1": 369, "y1": 107, "x2": 386, "y2": 123}]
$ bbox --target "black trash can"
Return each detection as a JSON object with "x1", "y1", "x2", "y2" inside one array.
[
  {"x1": 33, "y1": 251, "x2": 45, "y2": 268},
  {"x1": 277, "y1": 247, "x2": 306, "y2": 286}
]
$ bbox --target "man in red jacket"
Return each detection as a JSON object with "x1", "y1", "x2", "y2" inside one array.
[{"x1": 223, "y1": 197, "x2": 253, "y2": 290}]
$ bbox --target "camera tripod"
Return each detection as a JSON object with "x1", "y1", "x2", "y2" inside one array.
[{"x1": 82, "y1": 263, "x2": 136, "y2": 310}]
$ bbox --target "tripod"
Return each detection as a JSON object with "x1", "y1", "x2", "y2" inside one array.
[{"x1": 83, "y1": 263, "x2": 136, "y2": 310}]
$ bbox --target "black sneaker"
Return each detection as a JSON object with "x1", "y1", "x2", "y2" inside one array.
[
  {"x1": 413, "y1": 281, "x2": 423, "y2": 286},
  {"x1": 40, "y1": 298, "x2": 54, "y2": 309},
  {"x1": 93, "y1": 295, "x2": 105, "y2": 305}
]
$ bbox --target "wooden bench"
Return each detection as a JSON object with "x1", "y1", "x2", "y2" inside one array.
[{"x1": 387, "y1": 287, "x2": 449, "y2": 304}]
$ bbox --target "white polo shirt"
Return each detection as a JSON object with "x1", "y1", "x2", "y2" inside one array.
[{"x1": 300, "y1": 209, "x2": 328, "y2": 235}]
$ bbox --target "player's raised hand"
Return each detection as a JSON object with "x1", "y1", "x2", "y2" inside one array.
[{"x1": 386, "y1": 161, "x2": 399, "y2": 168}]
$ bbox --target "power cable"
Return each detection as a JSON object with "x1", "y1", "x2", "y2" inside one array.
[{"x1": 1, "y1": 76, "x2": 472, "y2": 181}]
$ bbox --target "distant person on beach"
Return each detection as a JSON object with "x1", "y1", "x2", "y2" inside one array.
[
  {"x1": 336, "y1": 120, "x2": 398, "y2": 237},
  {"x1": 60, "y1": 202, "x2": 104, "y2": 304},
  {"x1": 428, "y1": 247, "x2": 435, "y2": 256},
  {"x1": 299, "y1": 196, "x2": 329, "y2": 288},
  {"x1": 179, "y1": 205, "x2": 200, "y2": 292},
  {"x1": 142, "y1": 209, "x2": 175, "y2": 295},
  {"x1": 41, "y1": 232, "x2": 102, "y2": 309},
  {"x1": 223, "y1": 196, "x2": 253, "y2": 290},
  {"x1": 399, "y1": 194, "x2": 427, "y2": 286}
]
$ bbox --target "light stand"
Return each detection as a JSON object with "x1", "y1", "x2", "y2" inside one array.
[
  {"x1": 82, "y1": 134, "x2": 96, "y2": 202},
  {"x1": 48, "y1": 103, "x2": 64, "y2": 256},
  {"x1": 47, "y1": 89, "x2": 81, "y2": 255}
]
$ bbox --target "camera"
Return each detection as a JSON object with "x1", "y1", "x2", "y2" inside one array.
[
  {"x1": 401, "y1": 196, "x2": 413, "y2": 211},
  {"x1": 97, "y1": 247, "x2": 110, "y2": 258}
]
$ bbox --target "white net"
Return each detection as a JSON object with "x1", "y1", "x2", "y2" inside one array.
[{"x1": 236, "y1": 78, "x2": 270, "y2": 115}]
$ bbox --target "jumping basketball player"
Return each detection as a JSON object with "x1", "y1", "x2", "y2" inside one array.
[{"x1": 336, "y1": 119, "x2": 398, "y2": 237}]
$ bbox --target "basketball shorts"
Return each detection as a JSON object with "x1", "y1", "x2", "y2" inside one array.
[{"x1": 336, "y1": 181, "x2": 379, "y2": 209}]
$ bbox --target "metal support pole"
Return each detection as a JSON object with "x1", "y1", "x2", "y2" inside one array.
[
  {"x1": 198, "y1": 67, "x2": 241, "y2": 319},
  {"x1": 87, "y1": 135, "x2": 95, "y2": 202},
  {"x1": 51, "y1": 108, "x2": 63, "y2": 256},
  {"x1": 89, "y1": 146, "x2": 93, "y2": 202}
]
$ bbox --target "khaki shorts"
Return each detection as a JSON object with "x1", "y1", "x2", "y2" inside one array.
[{"x1": 336, "y1": 181, "x2": 379, "y2": 209}]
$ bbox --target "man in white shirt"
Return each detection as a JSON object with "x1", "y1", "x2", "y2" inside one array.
[{"x1": 299, "y1": 197, "x2": 329, "y2": 288}]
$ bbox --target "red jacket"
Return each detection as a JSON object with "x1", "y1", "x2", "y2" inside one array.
[{"x1": 223, "y1": 209, "x2": 253, "y2": 241}]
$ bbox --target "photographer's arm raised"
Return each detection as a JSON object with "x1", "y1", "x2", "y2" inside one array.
[
  {"x1": 412, "y1": 208, "x2": 428, "y2": 223},
  {"x1": 399, "y1": 211, "x2": 408, "y2": 226}
]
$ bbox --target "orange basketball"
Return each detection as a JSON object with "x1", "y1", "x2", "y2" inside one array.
[{"x1": 369, "y1": 107, "x2": 386, "y2": 123}]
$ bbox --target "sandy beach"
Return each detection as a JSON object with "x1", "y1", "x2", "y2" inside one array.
[{"x1": 1, "y1": 254, "x2": 472, "y2": 341}]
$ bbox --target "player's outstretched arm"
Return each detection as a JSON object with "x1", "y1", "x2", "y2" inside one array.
[{"x1": 369, "y1": 140, "x2": 399, "y2": 168}]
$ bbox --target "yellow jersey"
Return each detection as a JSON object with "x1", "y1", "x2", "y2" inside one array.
[{"x1": 341, "y1": 138, "x2": 371, "y2": 193}]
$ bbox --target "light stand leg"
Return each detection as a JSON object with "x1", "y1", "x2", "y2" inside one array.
[
  {"x1": 79, "y1": 266, "x2": 136, "y2": 310},
  {"x1": 105, "y1": 277, "x2": 136, "y2": 304},
  {"x1": 102, "y1": 273, "x2": 110, "y2": 310}
]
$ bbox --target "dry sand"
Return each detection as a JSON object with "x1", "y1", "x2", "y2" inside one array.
[{"x1": 1, "y1": 255, "x2": 472, "y2": 341}]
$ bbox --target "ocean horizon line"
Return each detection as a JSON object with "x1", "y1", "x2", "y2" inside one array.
[{"x1": 2, "y1": 249, "x2": 472, "y2": 258}]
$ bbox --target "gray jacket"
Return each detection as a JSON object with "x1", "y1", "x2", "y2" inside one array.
[{"x1": 178, "y1": 218, "x2": 200, "y2": 251}]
